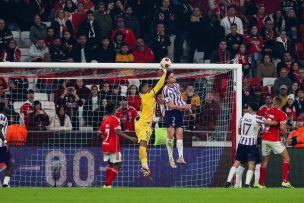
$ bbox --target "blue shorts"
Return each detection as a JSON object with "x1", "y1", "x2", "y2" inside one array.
[
  {"x1": 0, "y1": 146, "x2": 11, "y2": 163},
  {"x1": 165, "y1": 110, "x2": 184, "y2": 128},
  {"x1": 235, "y1": 144, "x2": 260, "y2": 163}
]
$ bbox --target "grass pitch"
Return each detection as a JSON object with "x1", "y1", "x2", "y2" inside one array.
[{"x1": 1, "y1": 188, "x2": 304, "y2": 203}]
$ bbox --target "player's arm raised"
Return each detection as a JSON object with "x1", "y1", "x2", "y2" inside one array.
[
  {"x1": 148, "y1": 69, "x2": 167, "y2": 97},
  {"x1": 115, "y1": 128, "x2": 137, "y2": 143}
]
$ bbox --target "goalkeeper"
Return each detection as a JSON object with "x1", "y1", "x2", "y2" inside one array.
[{"x1": 135, "y1": 66, "x2": 167, "y2": 180}]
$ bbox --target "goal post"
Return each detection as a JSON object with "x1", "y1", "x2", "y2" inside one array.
[{"x1": 0, "y1": 62, "x2": 242, "y2": 187}]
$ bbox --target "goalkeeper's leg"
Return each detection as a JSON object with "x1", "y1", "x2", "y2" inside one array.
[{"x1": 139, "y1": 140, "x2": 152, "y2": 179}]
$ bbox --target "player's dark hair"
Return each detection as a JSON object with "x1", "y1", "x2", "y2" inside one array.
[
  {"x1": 265, "y1": 94, "x2": 272, "y2": 98},
  {"x1": 165, "y1": 70, "x2": 173, "y2": 81},
  {"x1": 273, "y1": 97, "x2": 282, "y2": 107},
  {"x1": 106, "y1": 103, "x2": 116, "y2": 114},
  {"x1": 139, "y1": 83, "x2": 147, "y2": 94},
  {"x1": 248, "y1": 102, "x2": 259, "y2": 112}
]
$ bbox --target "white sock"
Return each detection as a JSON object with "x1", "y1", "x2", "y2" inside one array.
[
  {"x1": 176, "y1": 139, "x2": 183, "y2": 158},
  {"x1": 235, "y1": 165, "x2": 245, "y2": 187},
  {"x1": 3, "y1": 176, "x2": 10, "y2": 185},
  {"x1": 255, "y1": 164, "x2": 261, "y2": 184},
  {"x1": 166, "y1": 138, "x2": 174, "y2": 160},
  {"x1": 227, "y1": 166, "x2": 237, "y2": 183},
  {"x1": 245, "y1": 170, "x2": 254, "y2": 185}
]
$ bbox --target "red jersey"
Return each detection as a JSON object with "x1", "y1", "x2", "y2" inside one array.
[
  {"x1": 99, "y1": 115, "x2": 121, "y2": 153},
  {"x1": 20, "y1": 102, "x2": 33, "y2": 128},
  {"x1": 112, "y1": 28, "x2": 137, "y2": 50},
  {"x1": 262, "y1": 107, "x2": 287, "y2": 141},
  {"x1": 127, "y1": 95, "x2": 141, "y2": 111},
  {"x1": 258, "y1": 105, "x2": 272, "y2": 117},
  {"x1": 116, "y1": 106, "x2": 139, "y2": 131},
  {"x1": 245, "y1": 36, "x2": 264, "y2": 54}
]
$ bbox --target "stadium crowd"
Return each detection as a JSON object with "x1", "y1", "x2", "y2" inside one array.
[{"x1": 0, "y1": 0, "x2": 304, "y2": 136}]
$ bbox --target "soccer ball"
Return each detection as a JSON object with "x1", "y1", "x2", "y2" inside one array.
[
  {"x1": 160, "y1": 57, "x2": 172, "y2": 69},
  {"x1": 51, "y1": 160, "x2": 62, "y2": 172}
]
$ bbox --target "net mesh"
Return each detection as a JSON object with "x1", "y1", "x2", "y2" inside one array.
[{"x1": 0, "y1": 66, "x2": 236, "y2": 187}]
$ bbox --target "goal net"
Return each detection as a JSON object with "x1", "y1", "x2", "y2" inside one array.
[{"x1": 0, "y1": 62, "x2": 242, "y2": 187}]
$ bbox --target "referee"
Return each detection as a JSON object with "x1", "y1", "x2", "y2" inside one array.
[{"x1": 162, "y1": 71, "x2": 192, "y2": 168}]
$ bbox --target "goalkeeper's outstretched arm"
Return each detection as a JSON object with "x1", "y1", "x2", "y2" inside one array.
[{"x1": 149, "y1": 69, "x2": 167, "y2": 96}]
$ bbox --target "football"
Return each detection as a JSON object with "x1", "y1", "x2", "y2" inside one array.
[{"x1": 160, "y1": 57, "x2": 172, "y2": 69}]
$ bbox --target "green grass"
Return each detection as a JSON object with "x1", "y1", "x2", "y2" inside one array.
[{"x1": 1, "y1": 188, "x2": 304, "y2": 203}]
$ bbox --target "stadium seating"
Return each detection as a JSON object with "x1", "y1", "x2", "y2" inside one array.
[
  {"x1": 12, "y1": 31, "x2": 21, "y2": 48},
  {"x1": 263, "y1": 78, "x2": 277, "y2": 93},
  {"x1": 20, "y1": 31, "x2": 32, "y2": 48},
  {"x1": 19, "y1": 48, "x2": 30, "y2": 62}
]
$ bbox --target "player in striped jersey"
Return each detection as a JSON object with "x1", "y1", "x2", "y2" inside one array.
[
  {"x1": 162, "y1": 71, "x2": 192, "y2": 168},
  {"x1": 225, "y1": 103, "x2": 275, "y2": 188},
  {"x1": 0, "y1": 103, "x2": 14, "y2": 187}
]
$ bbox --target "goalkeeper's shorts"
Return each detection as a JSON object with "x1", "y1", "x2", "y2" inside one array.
[{"x1": 135, "y1": 121, "x2": 152, "y2": 144}]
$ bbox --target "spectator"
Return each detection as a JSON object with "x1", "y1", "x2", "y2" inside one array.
[
  {"x1": 290, "y1": 81, "x2": 300, "y2": 97},
  {"x1": 100, "y1": 81, "x2": 112, "y2": 99},
  {"x1": 234, "y1": 44, "x2": 251, "y2": 78},
  {"x1": 79, "y1": 10, "x2": 102, "y2": 48},
  {"x1": 132, "y1": 38, "x2": 154, "y2": 63},
  {"x1": 277, "y1": 51, "x2": 293, "y2": 73},
  {"x1": 154, "y1": 93, "x2": 166, "y2": 128},
  {"x1": 273, "y1": 68, "x2": 293, "y2": 95},
  {"x1": 75, "y1": 79, "x2": 91, "y2": 102},
  {"x1": 285, "y1": 9, "x2": 300, "y2": 41},
  {"x1": 83, "y1": 85, "x2": 100, "y2": 128},
  {"x1": 244, "y1": 25, "x2": 264, "y2": 76},
  {"x1": 200, "y1": 92, "x2": 220, "y2": 131},
  {"x1": 113, "y1": 31, "x2": 125, "y2": 53},
  {"x1": 258, "y1": 94, "x2": 273, "y2": 117},
  {"x1": 188, "y1": 6, "x2": 209, "y2": 63},
  {"x1": 107, "y1": 84, "x2": 122, "y2": 108},
  {"x1": 49, "y1": 106, "x2": 73, "y2": 131},
  {"x1": 94, "y1": 98, "x2": 108, "y2": 130},
  {"x1": 247, "y1": 86, "x2": 265, "y2": 107},
  {"x1": 150, "y1": 22, "x2": 171, "y2": 62},
  {"x1": 116, "y1": 97, "x2": 139, "y2": 131},
  {"x1": 297, "y1": 68, "x2": 304, "y2": 89},
  {"x1": 111, "y1": 16, "x2": 137, "y2": 50},
  {"x1": 225, "y1": 23, "x2": 244, "y2": 58},
  {"x1": 0, "y1": 85, "x2": 6, "y2": 101},
  {"x1": 205, "y1": 13, "x2": 225, "y2": 60},
  {"x1": 260, "y1": 18, "x2": 276, "y2": 55},
  {"x1": 51, "y1": 9, "x2": 74, "y2": 38},
  {"x1": 211, "y1": 40, "x2": 231, "y2": 64},
  {"x1": 0, "y1": 19, "x2": 13, "y2": 54},
  {"x1": 81, "y1": 0, "x2": 95, "y2": 12},
  {"x1": 71, "y1": 34, "x2": 95, "y2": 62},
  {"x1": 29, "y1": 38, "x2": 49, "y2": 62},
  {"x1": 62, "y1": 30, "x2": 77, "y2": 54},
  {"x1": 220, "y1": 5, "x2": 243, "y2": 35},
  {"x1": 249, "y1": 4, "x2": 267, "y2": 29},
  {"x1": 281, "y1": 0, "x2": 300, "y2": 18},
  {"x1": 20, "y1": 89, "x2": 35, "y2": 128},
  {"x1": 94, "y1": 36, "x2": 115, "y2": 62},
  {"x1": 70, "y1": 2, "x2": 87, "y2": 35},
  {"x1": 49, "y1": 37, "x2": 69, "y2": 62},
  {"x1": 1, "y1": 39, "x2": 21, "y2": 62},
  {"x1": 123, "y1": 5, "x2": 140, "y2": 37},
  {"x1": 126, "y1": 85, "x2": 141, "y2": 111},
  {"x1": 56, "y1": 81, "x2": 83, "y2": 130},
  {"x1": 278, "y1": 85, "x2": 289, "y2": 106},
  {"x1": 288, "y1": 61, "x2": 302, "y2": 81},
  {"x1": 64, "y1": 0, "x2": 77, "y2": 13},
  {"x1": 282, "y1": 94, "x2": 300, "y2": 129},
  {"x1": 273, "y1": 30, "x2": 294, "y2": 60},
  {"x1": 28, "y1": 100, "x2": 50, "y2": 131},
  {"x1": 256, "y1": 54, "x2": 277, "y2": 79},
  {"x1": 94, "y1": 2, "x2": 113, "y2": 39},
  {"x1": 115, "y1": 42, "x2": 134, "y2": 63},
  {"x1": 271, "y1": 10, "x2": 286, "y2": 36},
  {"x1": 29, "y1": 15, "x2": 48, "y2": 44},
  {"x1": 15, "y1": 0, "x2": 40, "y2": 31},
  {"x1": 296, "y1": 89, "x2": 304, "y2": 113},
  {"x1": 44, "y1": 27, "x2": 55, "y2": 48},
  {"x1": 7, "y1": 78, "x2": 28, "y2": 102},
  {"x1": 182, "y1": 84, "x2": 201, "y2": 130}
]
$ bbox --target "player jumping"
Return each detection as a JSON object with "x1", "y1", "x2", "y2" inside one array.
[
  {"x1": 259, "y1": 97, "x2": 294, "y2": 188},
  {"x1": 225, "y1": 103, "x2": 269, "y2": 188},
  {"x1": 98, "y1": 103, "x2": 137, "y2": 188},
  {"x1": 162, "y1": 71, "x2": 191, "y2": 168},
  {"x1": 135, "y1": 67, "x2": 167, "y2": 179},
  {"x1": 0, "y1": 103, "x2": 14, "y2": 187}
]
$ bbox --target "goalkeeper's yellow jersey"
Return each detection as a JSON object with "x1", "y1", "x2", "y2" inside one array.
[{"x1": 138, "y1": 73, "x2": 166, "y2": 123}]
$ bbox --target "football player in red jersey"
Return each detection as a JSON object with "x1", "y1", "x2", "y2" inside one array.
[
  {"x1": 98, "y1": 103, "x2": 137, "y2": 188},
  {"x1": 259, "y1": 97, "x2": 293, "y2": 188}
]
